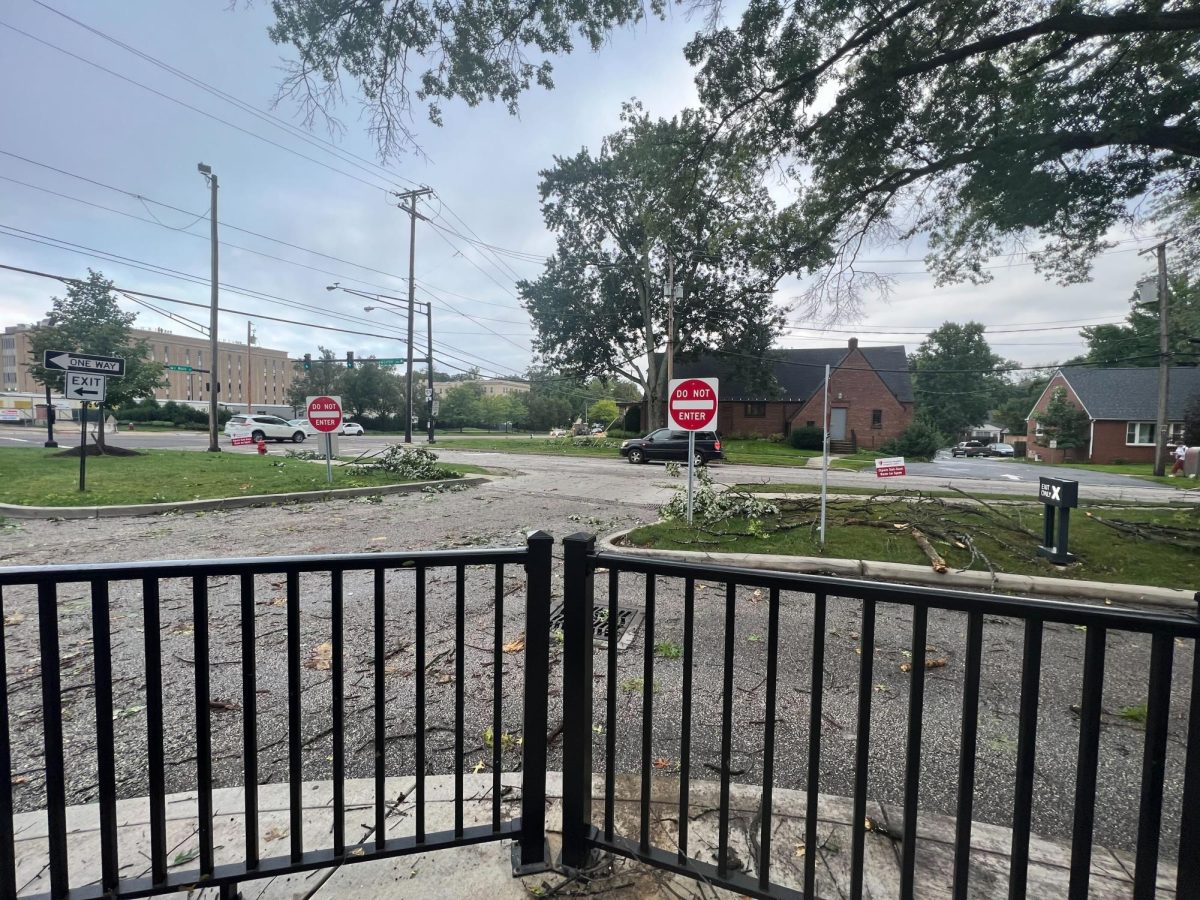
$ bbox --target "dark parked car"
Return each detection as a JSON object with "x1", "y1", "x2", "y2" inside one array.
[
  {"x1": 619, "y1": 429, "x2": 723, "y2": 465},
  {"x1": 951, "y1": 440, "x2": 988, "y2": 457},
  {"x1": 988, "y1": 442, "x2": 1015, "y2": 457}
]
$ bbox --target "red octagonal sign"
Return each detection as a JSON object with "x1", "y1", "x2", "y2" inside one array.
[
  {"x1": 306, "y1": 395, "x2": 343, "y2": 433},
  {"x1": 667, "y1": 377, "x2": 719, "y2": 431}
]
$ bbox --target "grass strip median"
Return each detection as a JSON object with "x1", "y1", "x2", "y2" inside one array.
[
  {"x1": 622, "y1": 495, "x2": 1200, "y2": 591},
  {"x1": 0, "y1": 448, "x2": 484, "y2": 507}
]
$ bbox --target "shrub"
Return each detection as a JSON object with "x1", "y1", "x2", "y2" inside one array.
[
  {"x1": 880, "y1": 421, "x2": 944, "y2": 460},
  {"x1": 767, "y1": 433, "x2": 785, "y2": 443},
  {"x1": 789, "y1": 426, "x2": 823, "y2": 451}
]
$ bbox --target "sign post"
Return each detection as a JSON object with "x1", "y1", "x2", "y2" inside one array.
[
  {"x1": 307, "y1": 395, "x2": 343, "y2": 485},
  {"x1": 667, "y1": 377, "x2": 719, "y2": 525},
  {"x1": 46, "y1": 351, "x2": 126, "y2": 493},
  {"x1": 1037, "y1": 476, "x2": 1079, "y2": 564}
]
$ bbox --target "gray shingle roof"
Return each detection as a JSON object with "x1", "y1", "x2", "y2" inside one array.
[
  {"x1": 1057, "y1": 366, "x2": 1200, "y2": 420},
  {"x1": 668, "y1": 345, "x2": 913, "y2": 404}
]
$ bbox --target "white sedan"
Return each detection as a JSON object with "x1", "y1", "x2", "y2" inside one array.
[{"x1": 339, "y1": 421, "x2": 365, "y2": 436}]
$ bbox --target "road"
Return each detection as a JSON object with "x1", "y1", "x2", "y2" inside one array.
[{"x1": 6, "y1": 425, "x2": 1188, "y2": 504}]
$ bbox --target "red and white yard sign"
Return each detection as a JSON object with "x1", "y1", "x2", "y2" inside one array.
[
  {"x1": 306, "y1": 395, "x2": 343, "y2": 433},
  {"x1": 875, "y1": 456, "x2": 906, "y2": 478},
  {"x1": 667, "y1": 378, "x2": 719, "y2": 431}
]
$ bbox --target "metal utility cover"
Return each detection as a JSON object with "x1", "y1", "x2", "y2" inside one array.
[
  {"x1": 64, "y1": 372, "x2": 107, "y2": 402},
  {"x1": 549, "y1": 602, "x2": 643, "y2": 651}
]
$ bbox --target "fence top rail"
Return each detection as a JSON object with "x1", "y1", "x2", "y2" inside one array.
[
  {"x1": 0, "y1": 546, "x2": 530, "y2": 586},
  {"x1": 592, "y1": 550, "x2": 1200, "y2": 636}
]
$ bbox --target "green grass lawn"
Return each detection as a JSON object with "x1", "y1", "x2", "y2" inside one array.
[
  {"x1": 623, "y1": 498, "x2": 1200, "y2": 590},
  {"x1": 0, "y1": 448, "x2": 478, "y2": 507}
]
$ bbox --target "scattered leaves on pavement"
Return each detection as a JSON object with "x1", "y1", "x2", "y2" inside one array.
[
  {"x1": 303, "y1": 642, "x2": 332, "y2": 671},
  {"x1": 4, "y1": 613, "x2": 24, "y2": 627},
  {"x1": 899, "y1": 658, "x2": 948, "y2": 673},
  {"x1": 263, "y1": 826, "x2": 288, "y2": 843},
  {"x1": 653, "y1": 757, "x2": 670, "y2": 769},
  {"x1": 503, "y1": 634, "x2": 525, "y2": 653}
]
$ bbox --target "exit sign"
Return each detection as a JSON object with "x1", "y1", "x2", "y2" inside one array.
[{"x1": 167, "y1": 364, "x2": 193, "y2": 372}]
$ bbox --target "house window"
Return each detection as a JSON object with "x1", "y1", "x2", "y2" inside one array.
[
  {"x1": 1168, "y1": 422, "x2": 1185, "y2": 443},
  {"x1": 871, "y1": 409, "x2": 883, "y2": 428},
  {"x1": 744, "y1": 402, "x2": 766, "y2": 418},
  {"x1": 1126, "y1": 422, "x2": 1156, "y2": 446}
]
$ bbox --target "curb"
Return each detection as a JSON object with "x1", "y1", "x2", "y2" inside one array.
[
  {"x1": 0, "y1": 476, "x2": 489, "y2": 521},
  {"x1": 599, "y1": 525, "x2": 1199, "y2": 611}
]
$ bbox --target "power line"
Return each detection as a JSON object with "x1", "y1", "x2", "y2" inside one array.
[
  {"x1": 27, "y1": 0, "x2": 422, "y2": 193},
  {"x1": 780, "y1": 319, "x2": 1126, "y2": 336},
  {"x1": 0, "y1": 18, "x2": 401, "y2": 194}
]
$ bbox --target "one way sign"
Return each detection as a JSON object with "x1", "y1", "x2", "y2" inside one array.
[
  {"x1": 65, "y1": 372, "x2": 107, "y2": 402},
  {"x1": 43, "y1": 350, "x2": 125, "y2": 377}
]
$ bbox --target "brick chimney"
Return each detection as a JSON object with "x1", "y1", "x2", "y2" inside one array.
[{"x1": 848, "y1": 336, "x2": 859, "y2": 350}]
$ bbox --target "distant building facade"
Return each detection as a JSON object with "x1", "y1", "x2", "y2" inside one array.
[
  {"x1": 430, "y1": 378, "x2": 529, "y2": 398},
  {"x1": 2, "y1": 322, "x2": 295, "y2": 407}
]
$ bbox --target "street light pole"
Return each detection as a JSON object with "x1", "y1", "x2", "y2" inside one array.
[
  {"x1": 427, "y1": 303, "x2": 436, "y2": 443},
  {"x1": 199, "y1": 163, "x2": 220, "y2": 453}
]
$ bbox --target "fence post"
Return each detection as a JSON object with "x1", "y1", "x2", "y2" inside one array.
[
  {"x1": 561, "y1": 533, "x2": 597, "y2": 871},
  {"x1": 514, "y1": 530, "x2": 554, "y2": 874}
]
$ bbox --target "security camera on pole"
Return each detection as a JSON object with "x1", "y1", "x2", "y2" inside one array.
[{"x1": 667, "y1": 377, "x2": 719, "y2": 524}]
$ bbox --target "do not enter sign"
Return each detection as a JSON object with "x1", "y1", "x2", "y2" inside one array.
[
  {"x1": 306, "y1": 395, "x2": 343, "y2": 433},
  {"x1": 668, "y1": 377, "x2": 719, "y2": 431}
]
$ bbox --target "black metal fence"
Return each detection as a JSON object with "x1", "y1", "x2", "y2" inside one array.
[
  {"x1": 0, "y1": 533, "x2": 555, "y2": 900},
  {"x1": 556, "y1": 534, "x2": 1200, "y2": 900},
  {"x1": 1, "y1": 532, "x2": 1198, "y2": 900}
]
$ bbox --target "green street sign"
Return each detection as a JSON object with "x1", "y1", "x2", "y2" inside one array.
[
  {"x1": 166, "y1": 365, "x2": 194, "y2": 372},
  {"x1": 372, "y1": 357, "x2": 407, "y2": 365}
]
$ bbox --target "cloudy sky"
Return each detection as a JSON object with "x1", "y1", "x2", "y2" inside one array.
[{"x1": 0, "y1": 0, "x2": 1162, "y2": 377}]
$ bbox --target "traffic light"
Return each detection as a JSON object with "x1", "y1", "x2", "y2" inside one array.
[
  {"x1": 346, "y1": 351, "x2": 355, "y2": 369},
  {"x1": 303, "y1": 353, "x2": 311, "y2": 371}
]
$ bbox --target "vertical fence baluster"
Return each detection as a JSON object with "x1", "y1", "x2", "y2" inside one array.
[
  {"x1": 90, "y1": 580, "x2": 119, "y2": 894},
  {"x1": 455, "y1": 564, "x2": 466, "y2": 838},
  {"x1": 374, "y1": 567, "x2": 387, "y2": 849},
  {"x1": 561, "y1": 534, "x2": 596, "y2": 871},
  {"x1": 38, "y1": 581, "x2": 68, "y2": 898},
  {"x1": 717, "y1": 582, "x2": 736, "y2": 878},
  {"x1": 193, "y1": 575, "x2": 214, "y2": 875},
  {"x1": 1068, "y1": 625, "x2": 1107, "y2": 900},
  {"x1": 0, "y1": 588, "x2": 13, "y2": 900},
  {"x1": 1132, "y1": 634, "x2": 1173, "y2": 900},
  {"x1": 758, "y1": 587, "x2": 781, "y2": 891},
  {"x1": 804, "y1": 592, "x2": 827, "y2": 898},
  {"x1": 415, "y1": 564, "x2": 426, "y2": 844},
  {"x1": 331, "y1": 569, "x2": 345, "y2": 856},
  {"x1": 676, "y1": 576, "x2": 694, "y2": 861},
  {"x1": 143, "y1": 577, "x2": 167, "y2": 885},
  {"x1": 900, "y1": 605, "x2": 928, "y2": 900},
  {"x1": 639, "y1": 575, "x2": 656, "y2": 855},
  {"x1": 240, "y1": 573, "x2": 259, "y2": 870},
  {"x1": 951, "y1": 611, "x2": 984, "y2": 900},
  {"x1": 1178, "y1": 635, "x2": 1200, "y2": 897},
  {"x1": 492, "y1": 564, "x2": 504, "y2": 833},
  {"x1": 1008, "y1": 619, "x2": 1043, "y2": 900},
  {"x1": 517, "y1": 531, "x2": 553, "y2": 870},
  {"x1": 286, "y1": 569, "x2": 303, "y2": 862},
  {"x1": 605, "y1": 568, "x2": 619, "y2": 844},
  {"x1": 849, "y1": 599, "x2": 876, "y2": 900}
]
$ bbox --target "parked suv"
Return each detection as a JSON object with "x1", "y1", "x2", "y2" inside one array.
[
  {"x1": 619, "y1": 429, "x2": 723, "y2": 465},
  {"x1": 951, "y1": 440, "x2": 988, "y2": 457},
  {"x1": 224, "y1": 414, "x2": 308, "y2": 443}
]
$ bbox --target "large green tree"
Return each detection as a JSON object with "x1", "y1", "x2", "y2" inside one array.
[
  {"x1": 286, "y1": 346, "x2": 343, "y2": 410},
  {"x1": 993, "y1": 373, "x2": 1053, "y2": 436},
  {"x1": 911, "y1": 322, "x2": 1013, "y2": 439},
  {"x1": 689, "y1": 2, "x2": 1200, "y2": 294},
  {"x1": 27, "y1": 270, "x2": 165, "y2": 447},
  {"x1": 266, "y1": 0, "x2": 665, "y2": 157},
  {"x1": 520, "y1": 104, "x2": 790, "y2": 429},
  {"x1": 340, "y1": 361, "x2": 403, "y2": 418}
]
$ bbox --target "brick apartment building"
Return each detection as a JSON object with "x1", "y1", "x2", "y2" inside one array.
[
  {"x1": 2, "y1": 322, "x2": 294, "y2": 408},
  {"x1": 1026, "y1": 366, "x2": 1199, "y2": 464},
  {"x1": 665, "y1": 338, "x2": 913, "y2": 448}
]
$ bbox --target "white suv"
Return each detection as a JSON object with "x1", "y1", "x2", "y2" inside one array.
[{"x1": 224, "y1": 414, "x2": 309, "y2": 443}]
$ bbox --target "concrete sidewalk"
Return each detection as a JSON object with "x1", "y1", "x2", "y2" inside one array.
[{"x1": 12, "y1": 774, "x2": 1172, "y2": 899}]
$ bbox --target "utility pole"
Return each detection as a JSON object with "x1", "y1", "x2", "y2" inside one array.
[
  {"x1": 246, "y1": 320, "x2": 253, "y2": 414},
  {"x1": 394, "y1": 186, "x2": 433, "y2": 443},
  {"x1": 426, "y1": 303, "x2": 436, "y2": 443},
  {"x1": 1138, "y1": 240, "x2": 1173, "y2": 476},
  {"x1": 199, "y1": 163, "x2": 220, "y2": 452},
  {"x1": 666, "y1": 255, "x2": 675, "y2": 384}
]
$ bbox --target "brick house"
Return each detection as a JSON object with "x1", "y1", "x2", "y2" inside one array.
[
  {"x1": 664, "y1": 339, "x2": 913, "y2": 448},
  {"x1": 1025, "y1": 366, "x2": 1200, "y2": 464}
]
